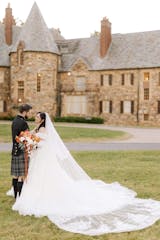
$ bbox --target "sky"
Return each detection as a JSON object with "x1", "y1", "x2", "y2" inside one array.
[{"x1": 0, "y1": 0, "x2": 160, "y2": 39}]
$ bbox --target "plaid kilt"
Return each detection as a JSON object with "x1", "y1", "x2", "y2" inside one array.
[{"x1": 11, "y1": 153, "x2": 25, "y2": 176}]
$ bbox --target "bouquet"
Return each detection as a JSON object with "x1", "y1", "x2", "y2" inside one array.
[
  {"x1": 15, "y1": 130, "x2": 41, "y2": 178},
  {"x1": 15, "y1": 130, "x2": 41, "y2": 155}
]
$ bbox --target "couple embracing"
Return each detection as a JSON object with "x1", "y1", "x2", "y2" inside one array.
[
  {"x1": 11, "y1": 104, "x2": 45, "y2": 197},
  {"x1": 9, "y1": 104, "x2": 160, "y2": 236}
]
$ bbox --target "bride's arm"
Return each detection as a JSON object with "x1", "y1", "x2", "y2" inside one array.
[
  {"x1": 38, "y1": 127, "x2": 46, "y2": 133},
  {"x1": 35, "y1": 127, "x2": 47, "y2": 148}
]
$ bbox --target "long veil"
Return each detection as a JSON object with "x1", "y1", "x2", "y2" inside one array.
[
  {"x1": 44, "y1": 113, "x2": 160, "y2": 235},
  {"x1": 12, "y1": 113, "x2": 160, "y2": 236},
  {"x1": 45, "y1": 113, "x2": 90, "y2": 180}
]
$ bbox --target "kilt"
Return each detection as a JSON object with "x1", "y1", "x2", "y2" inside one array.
[{"x1": 11, "y1": 153, "x2": 25, "y2": 176}]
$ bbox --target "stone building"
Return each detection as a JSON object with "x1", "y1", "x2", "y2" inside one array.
[{"x1": 1, "y1": 2, "x2": 160, "y2": 126}]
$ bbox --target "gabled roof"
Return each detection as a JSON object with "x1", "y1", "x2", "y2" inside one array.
[
  {"x1": 1, "y1": 2, "x2": 160, "y2": 70},
  {"x1": 10, "y1": 2, "x2": 59, "y2": 54},
  {"x1": 58, "y1": 37, "x2": 99, "y2": 71},
  {"x1": 58, "y1": 30, "x2": 160, "y2": 71}
]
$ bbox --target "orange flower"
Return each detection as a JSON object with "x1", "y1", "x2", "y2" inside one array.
[{"x1": 15, "y1": 135, "x2": 20, "y2": 143}]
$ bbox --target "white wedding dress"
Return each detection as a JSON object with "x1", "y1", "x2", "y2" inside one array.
[{"x1": 12, "y1": 113, "x2": 160, "y2": 236}]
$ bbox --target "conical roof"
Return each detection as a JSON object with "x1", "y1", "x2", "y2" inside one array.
[{"x1": 11, "y1": 2, "x2": 59, "y2": 54}]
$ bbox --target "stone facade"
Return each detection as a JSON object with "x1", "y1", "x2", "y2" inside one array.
[
  {"x1": 0, "y1": 3, "x2": 160, "y2": 126},
  {"x1": 10, "y1": 51, "x2": 58, "y2": 116},
  {"x1": 0, "y1": 67, "x2": 10, "y2": 116},
  {"x1": 60, "y1": 65, "x2": 160, "y2": 126}
]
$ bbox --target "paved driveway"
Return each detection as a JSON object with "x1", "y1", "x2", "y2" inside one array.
[
  {"x1": 0, "y1": 123, "x2": 160, "y2": 151},
  {"x1": 55, "y1": 123, "x2": 160, "y2": 143}
]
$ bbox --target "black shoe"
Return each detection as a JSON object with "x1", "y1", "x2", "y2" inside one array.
[{"x1": 12, "y1": 178, "x2": 18, "y2": 199}]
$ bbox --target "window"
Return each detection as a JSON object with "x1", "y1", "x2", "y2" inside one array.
[
  {"x1": 103, "y1": 74, "x2": 113, "y2": 86},
  {"x1": 65, "y1": 96, "x2": 87, "y2": 114},
  {"x1": 124, "y1": 101, "x2": 131, "y2": 113},
  {"x1": 17, "y1": 41, "x2": 25, "y2": 65},
  {"x1": 100, "y1": 75, "x2": 104, "y2": 86},
  {"x1": 37, "y1": 73, "x2": 41, "y2": 92},
  {"x1": 144, "y1": 114, "x2": 149, "y2": 121},
  {"x1": 0, "y1": 101, "x2": 3, "y2": 112},
  {"x1": 144, "y1": 88, "x2": 149, "y2": 100},
  {"x1": 103, "y1": 100, "x2": 112, "y2": 113},
  {"x1": 158, "y1": 101, "x2": 160, "y2": 114},
  {"x1": 75, "y1": 76, "x2": 86, "y2": 91},
  {"x1": 108, "y1": 75, "x2": 112, "y2": 85},
  {"x1": 18, "y1": 50, "x2": 23, "y2": 65},
  {"x1": 60, "y1": 44, "x2": 68, "y2": 53},
  {"x1": 99, "y1": 101, "x2": 103, "y2": 114},
  {"x1": 0, "y1": 101, "x2": 7, "y2": 112},
  {"x1": 120, "y1": 101, "x2": 123, "y2": 113},
  {"x1": 0, "y1": 71, "x2": 4, "y2": 83},
  {"x1": 3, "y1": 101, "x2": 7, "y2": 112},
  {"x1": 131, "y1": 101, "x2": 134, "y2": 114},
  {"x1": 121, "y1": 74, "x2": 125, "y2": 85},
  {"x1": 120, "y1": 101, "x2": 134, "y2": 114},
  {"x1": 144, "y1": 72, "x2": 150, "y2": 81},
  {"x1": 130, "y1": 73, "x2": 134, "y2": 85},
  {"x1": 18, "y1": 81, "x2": 24, "y2": 102}
]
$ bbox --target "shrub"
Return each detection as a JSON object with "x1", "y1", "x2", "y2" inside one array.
[{"x1": 54, "y1": 116, "x2": 104, "y2": 124}]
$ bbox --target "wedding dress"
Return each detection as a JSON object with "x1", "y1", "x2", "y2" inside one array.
[{"x1": 12, "y1": 113, "x2": 160, "y2": 236}]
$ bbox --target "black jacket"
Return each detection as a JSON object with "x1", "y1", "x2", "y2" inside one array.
[{"x1": 11, "y1": 115, "x2": 29, "y2": 156}]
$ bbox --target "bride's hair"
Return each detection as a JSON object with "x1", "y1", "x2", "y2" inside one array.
[{"x1": 37, "y1": 112, "x2": 46, "y2": 130}]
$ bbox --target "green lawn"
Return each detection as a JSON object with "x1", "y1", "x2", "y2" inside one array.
[
  {"x1": 0, "y1": 122, "x2": 128, "y2": 143},
  {"x1": 0, "y1": 151, "x2": 160, "y2": 240}
]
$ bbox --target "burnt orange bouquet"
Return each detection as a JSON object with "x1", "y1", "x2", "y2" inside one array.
[
  {"x1": 15, "y1": 130, "x2": 41, "y2": 154},
  {"x1": 15, "y1": 130, "x2": 41, "y2": 178}
]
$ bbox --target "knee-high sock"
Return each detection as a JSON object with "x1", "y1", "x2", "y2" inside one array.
[
  {"x1": 17, "y1": 181, "x2": 23, "y2": 196},
  {"x1": 12, "y1": 178, "x2": 18, "y2": 199}
]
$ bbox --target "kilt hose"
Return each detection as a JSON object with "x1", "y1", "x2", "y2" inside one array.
[{"x1": 11, "y1": 153, "x2": 25, "y2": 176}]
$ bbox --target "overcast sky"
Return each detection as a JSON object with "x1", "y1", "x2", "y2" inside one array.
[{"x1": 0, "y1": 0, "x2": 160, "y2": 39}]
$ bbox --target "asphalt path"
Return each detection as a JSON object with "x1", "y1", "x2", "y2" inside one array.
[
  {"x1": 1, "y1": 142, "x2": 160, "y2": 152},
  {"x1": 0, "y1": 122, "x2": 160, "y2": 152}
]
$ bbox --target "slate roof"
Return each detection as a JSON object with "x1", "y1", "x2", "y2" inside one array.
[
  {"x1": 0, "y1": 23, "x2": 19, "y2": 66},
  {"x1": 10, "y1": 2, "x2": 59, "y2": 54},
  {"x1": 0, "y1": 2, "x2": 160, "y2": 70},
  {"x1": 58, "y1": 30, "x2": 160, "y2": 71}
]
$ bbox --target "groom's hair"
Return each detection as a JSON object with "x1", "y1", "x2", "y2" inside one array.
[{"x1": 19, "y1": 104, "x2": 32, "y2": 113}]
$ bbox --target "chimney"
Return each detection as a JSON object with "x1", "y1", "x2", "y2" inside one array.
[
  {"x1": 100, "y1": 17, "x2": 111, "y2": 58},
  {"x1": 3, "y1": 3, "x2": 16, "y2": 45}
]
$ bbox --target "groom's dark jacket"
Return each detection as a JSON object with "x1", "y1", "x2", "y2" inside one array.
[{"x1": 11, "y1": 115, "x2": 29, "y2": 156}]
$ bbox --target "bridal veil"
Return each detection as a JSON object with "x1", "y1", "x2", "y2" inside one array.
[{"x1": 12, "y1": 113, "x2": 160, "y2": 236}]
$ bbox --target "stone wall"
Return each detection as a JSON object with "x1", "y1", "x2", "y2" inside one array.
[
  {"x1": 1, "y1": 51, "x2": 160, "y2": 126},
  {"x1": 60, "y1": 61, "x2": 160, "y2": 126},
  {"x1": 10, "y1": 51, "x2": 58, "y2": 117},
  {"x1": 0, "y1": 67, "x2": 10, "y2": 116}
]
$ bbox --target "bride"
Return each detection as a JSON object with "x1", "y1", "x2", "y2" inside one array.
[{"x1": 12, "y1": 112, "x2": 160, "y2": 236}]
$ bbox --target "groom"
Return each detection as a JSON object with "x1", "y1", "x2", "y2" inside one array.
[{"x1": 11, "y1": 104, "x2": 32, "y2": 198}]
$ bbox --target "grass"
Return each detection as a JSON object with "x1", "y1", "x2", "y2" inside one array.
[
  {"x1": 0, "y1": 122, "x2": 128, "y2": 143},
  {"x1": 0, "y1": 151, "x2": 160, "y2": 240}
]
